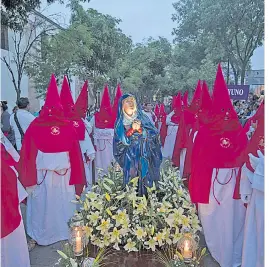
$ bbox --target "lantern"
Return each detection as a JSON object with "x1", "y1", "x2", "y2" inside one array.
[
  {"x1": 69, "y1": 213, "x2": 87, "y2": 257},
  {"x1": 177, "y1": 230, "x2": 199, "y2": 263}
]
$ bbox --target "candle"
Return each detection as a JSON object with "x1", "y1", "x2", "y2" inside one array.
[
  {"x1": 75, "y1": 230, "x2": 82, "y2": 255},
  {"x1": 182, "y1": 240, "x2": 192, "y2": 259}
]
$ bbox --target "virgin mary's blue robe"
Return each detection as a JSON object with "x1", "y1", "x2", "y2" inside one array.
[{"x1": 113, "y1": 94, "x2": 162, "y2": 196}]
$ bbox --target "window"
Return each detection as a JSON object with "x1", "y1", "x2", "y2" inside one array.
[{"x1": 1, "y1": 23, "x2": 9, "y2": 50}]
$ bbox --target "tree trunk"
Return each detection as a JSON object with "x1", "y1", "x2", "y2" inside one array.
[
  {"x1": 230, "y1": 63, "x2": 239, "y2": 85},
  {"x1": 240, "y1": 64, "x2": 247, "y2": 85}
]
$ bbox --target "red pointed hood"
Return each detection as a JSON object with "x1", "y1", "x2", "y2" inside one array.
[
  {"x1": 60, "y1": 77, "x2": 86, "y2": 140},
  {"x1": 183, "y1": 91, "x2": 189, "y2": 107},
  {"x1": 172, "y1": 95, "x2": 177, "y2": 110},
  {"x1": 189, "y1": 64, "x2": 247, "y2": 203},
  {"x1": 172, "y1": 92, "x2": 188, "y2": 166},
  {"x1": 154, "y1": 104, "x2": 160, "y2": 117},
  {"x1": 75, "y1": 81, "x2": 88, "y2": 119},
  {"x1": 159, "y1": 103, "x2": 168, "y2": 146},
  {"x1": 171, "y1": 92, "x2": 183, "y2": 123},
  {"x1": 198, "y1": 81, "x2": 212, "y2": 125},
  {"x1": 95, "y1": 85, "x2": 114, "y2": 129},
  {"x1": 189, "y1": 80, "x2": 202, "y2": 113},
  {"x1": 112, "y1": 84, "x2": 123, "y2": 116},
  {"x1": 159, "y1": 104, "x2": 166, "y2": 117},
  {"x1": 60, "y1": 76, "x2": 75, "y2": 118},
  {"x1": 40, "y1": 74, "x2": 64, "y2": 119}
]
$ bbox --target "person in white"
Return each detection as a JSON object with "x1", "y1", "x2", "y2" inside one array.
[
  {"x1": 240, "y1": 150, "x2": 264, "y2": 267},
  {"x1": 162, "y1": 110, "x2": 178, "y2": 159},
  {"x1": 10, "y1": 97, "x2": 35, "y2": 152},
  {"x1": 1, "y1": 132, "x2": 30, "y2": 267}
]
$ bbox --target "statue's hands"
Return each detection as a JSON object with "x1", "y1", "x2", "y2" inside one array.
[{"x1": 132, "y1": 120, "x2": 141, "y2": 131}]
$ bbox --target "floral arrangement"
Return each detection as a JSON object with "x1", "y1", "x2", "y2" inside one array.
[{"x1": 75, "y1": 160, "x2": 201, "y2": 253}]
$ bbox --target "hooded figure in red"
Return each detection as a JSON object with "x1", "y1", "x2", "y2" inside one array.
[
  {"x1": 19, "y1": 74, "x2": 86, "y2": 195},
  {"x1": 189, "y1": 65, "x2": 247, "y2": 203},
  {"x1": 183, "y1": 81, "x2": 212, "y2": 181},
  {"x1": 1, "y1": 160, "x2": 21, "y2": 239},
  {"x1": 189, "y1": 65, "x2": 247, "y2": 267},
  {"x1": 75, "y1": 81, "x2": 89, "y2": 119},
  {"x1": 172, "y1": 93, "x2": 188, "y2": 170},
  {"x1": 112, "y1": 84, "x2": 123, "y2": 118},
  {"x1": 154, "y1": 104, "x2": 160, "y2": 128},
  {"x1": 60, "y1": 76, "x2": 86, "y2": 140},
  {"x1": 18, "y1": 74, "x2": 86, "y2": 246},
  {"x1": 159, "y1": 104, "x2": 167, "y2": 146},
  {"x1": 95, "y1": 85, "x2": 115, "y2": 129},
  {"x1": 239, "y1": 102, "x2": 264, "y2": 267},
  {"x1": 243, "y1": 101, "x2": 264, "y2": 172}
]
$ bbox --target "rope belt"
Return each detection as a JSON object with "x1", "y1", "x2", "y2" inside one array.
[
  {"x1": 37, "y1": 169, "x2": 69, "y2": 185},
  {"x1": 213, "y1": 168, "x2": 236, "y2": 205}
]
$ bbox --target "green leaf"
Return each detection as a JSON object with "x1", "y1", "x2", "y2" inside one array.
[
  {"x1": 57, "y1": 250, "x2": 69, "y2": 260},
  {"x1": 103, "y1": 183, "x2": 112, "y2": 193}
]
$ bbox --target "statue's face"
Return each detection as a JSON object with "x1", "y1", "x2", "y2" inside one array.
[{"x1": 123, "y1": 96, "x2": 137, "y2": 116}]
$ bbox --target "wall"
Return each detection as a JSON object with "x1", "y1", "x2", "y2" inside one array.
[{"x1": 1, "y1": 29, "x2": 29, "y2": 112}]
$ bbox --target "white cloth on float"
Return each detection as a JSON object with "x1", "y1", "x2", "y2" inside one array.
[
  {"x1": 26, "y1": 151, "x2": 76, "y2": 245},
  {"x1": 87, "y1": 117, "x2": 114, "y2": 180},
  {"x1": 198, "y1": 168, "x2": 246, "y2": 267},
  {"x1": 162, "y1": 111, "x2": 178, "y2": 159},
  {"x1": 80, "y1": 118, "x2": 96, "y2": 188},
  {"x1": 240, "y1": 153, "x2": 264, "y2": 267},
  {"x1": 1, "y1": 154, "x2": 30, "y2": 267}
]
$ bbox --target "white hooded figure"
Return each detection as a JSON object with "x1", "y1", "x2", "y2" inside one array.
[{"x1": 240, "y1": 150, "x2": 264, "y2": 267}]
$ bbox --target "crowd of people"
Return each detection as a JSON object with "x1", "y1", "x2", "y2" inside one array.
[{"x1": 1, "y1": 64, "x2": 264, "y2": 267}]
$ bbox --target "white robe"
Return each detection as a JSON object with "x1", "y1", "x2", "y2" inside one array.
[
  {"x1": 198, "y1": 168, "x2": 246, "y2": 267},
  {"x1": 240, "y1": 157, "x2": 264, "y2": 267},
  {"x1": 80, "y1": 119, "x2": 96, "y2": 188},
  {"x1": 26, "y1": 151, "x2": 76, "y2": 245},
  {"x1": 1, "y1": 135, "x2": 30, "y2": 267},
  {"x1": 162, "y1": 111, "x2": 178, "y2": 159},
  {"x1": 87, "y1": 117, "x2": 114, "y2": 180}
]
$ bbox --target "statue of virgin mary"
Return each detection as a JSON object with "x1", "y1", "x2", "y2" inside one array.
[{"x1": 113, "y1": 94, "x2": 162, "y2": 196}]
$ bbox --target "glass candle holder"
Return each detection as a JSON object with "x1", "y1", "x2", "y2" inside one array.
[
  {"x1": 177, "y1": 230, "x2": 199, "y2": 263},
  {"x1": 69, "y1": 213, "x2": 86, "y2": 257}
]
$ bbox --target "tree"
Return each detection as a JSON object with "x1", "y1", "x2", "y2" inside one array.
[
  {"x1": 1, "y1": 15, "x2": 58, "y2": 101},
  {"x1": 172, "y1": 0, "x2": 264, "y2": 84},
  {"x1": 112, "y1": 37, "x2": 172, "y2": 101},
  {"x1": 1, "y1": 0, "x2": 88, "y2": 30},
  {"x1": 26, "y1": 1, "x2": 132, "y2": 97}
]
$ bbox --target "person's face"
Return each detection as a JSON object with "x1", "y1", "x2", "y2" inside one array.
[
  {"x1": 145, "y1": 104, "x2": 152, "y2": 112},
  {"x1": 123, "y1": 96, "x2": 137, "y2": 116}
]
